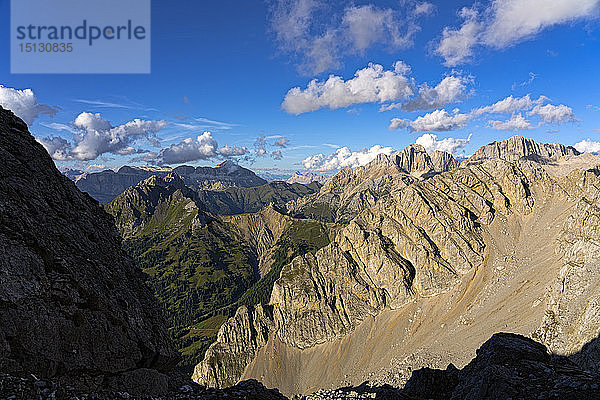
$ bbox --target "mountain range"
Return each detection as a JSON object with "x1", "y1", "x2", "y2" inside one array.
[
  {"x1": 72, "y1": 161, "x2": 268, "y2": 204},
  {"x1": 4, "y1": 102, "x2": 600, "y2": 399}
]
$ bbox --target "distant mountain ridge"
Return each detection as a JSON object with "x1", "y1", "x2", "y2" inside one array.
[
  {"x1": 288, "y1": 144, "x2": 459, "y2": 223},
  {"x1": 74, "y1": 160, "x2": 268, "y2": 204},
  {"x1": 286, "y1": 172, "x2": 330, "y2": 185},
  {"x1": 466, "y1": 134, "x2": 580, "y2": 164}
]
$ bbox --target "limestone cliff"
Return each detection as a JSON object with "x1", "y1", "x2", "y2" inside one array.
[
  {"x1": 289, "y1": 144, "x2": 458, "y2": 223},
  {"x1": 535, "y1": 168, "x2": 600, "y2": 367},
  {"x1": 193, "y1": 159, "x2": 535, "y2": 389},
  {"x1": 466, "y1": 134, "x2": 579, "y2": 165},
  {"x1": 192, "y1": 305, "x2": 274, "y2": 388}
]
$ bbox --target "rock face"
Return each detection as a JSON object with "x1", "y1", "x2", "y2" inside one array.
[
  {"x1": 466, "y1": 134, "x2": 580, "y2": 165},
  {"x1": 75, "y1": 160, "x2": 268, "y2": 204},
  {"x1": 194, "y1": 159, "x2": 534, "y2": 388},
  {"x1": 289, "y1": 144, "x2": 458, "y2": 223},
  {"x1": 192, "y1": 305, "x2": 275, "y2": 388},
  {"x1": 534, "y1": 168, "x2": 600, "y2": 361},
  {"x1": 0, "y1": 106, "x2": 180, "y2": 390},
  {"x1": 194, "y1": 149, "x2": 600, "y2": 396},
  {"x1": 273, "y1": 160, "x2": 530, "y2": 349}
]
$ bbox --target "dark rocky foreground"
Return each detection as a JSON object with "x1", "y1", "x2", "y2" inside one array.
[{"x1": 0, "y1": 374, "x2": 286, "y2": 400}]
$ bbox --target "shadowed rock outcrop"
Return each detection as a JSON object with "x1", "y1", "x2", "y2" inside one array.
[
  {"x1": 303, "y1": 333, "x2": 600, "y2": 400},
  {"x1": 0, "y1": 106, "x2": 180, "y2": 392}
]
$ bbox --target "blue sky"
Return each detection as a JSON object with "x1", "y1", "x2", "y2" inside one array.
[{"x1": 0, "y1": 0, "x2": 599, "y2": 175}]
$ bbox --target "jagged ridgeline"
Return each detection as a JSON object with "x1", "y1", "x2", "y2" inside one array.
[
  {"x1": 192, "y1": 135, "x2": 600, "y2": 398},
  {"x1": 75, "y1": 160, "x2": 270, "y2": 204},
  {"x1": 105, "y1": 173, "x2": 331, "y2": 369}
]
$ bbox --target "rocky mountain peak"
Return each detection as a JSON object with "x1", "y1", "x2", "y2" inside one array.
[
  {"x1": 216, "y1": 159, "x2": 241, "y2": 173},
  {"x1": 467, "y1": 134, "x2": 580, "y2": 165},
  {"x1": 139, "y1": 172, "x2": 186, "y2": 189}
]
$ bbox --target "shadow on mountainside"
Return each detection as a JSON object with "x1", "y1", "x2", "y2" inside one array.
[{"x1": 301, "y1": 332, "x2": 600, "y2": 400}]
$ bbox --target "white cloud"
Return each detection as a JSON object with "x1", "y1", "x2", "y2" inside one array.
[
  {"x1": 407, "y1": 109, "x2": 473, "y2": 132},
  {"x1": 414, "y1": 2, "x2": 435, "y2": 16},
  {"x1": 489, "y1": 113, "x2": 533, "y2": 130},
  {"x1": 282, "y1": 61, "x2": 413, "y2": 114},
  {"x1": 415, "y1": 133, "x2": 472, "y2": 154},
  {"x1": 302, "y1": 144, "x2": 395, "y2": 171},
  {"x1": 389, "y1": 118, "x2": 409, "y2": 130},
  {"x1": 436, "y1": 7, "x2": 481, "y2": 66},
  {"x1": 483, "y1": 0, "x2": 599, "y2": 48},
  {"x1": 392, "y1": 94, "x2": 576, "y2": 133},
  {"x1": 574, "y1": 138, "x2": 600, "y2": 154},
  {"x1": 37, "y1": 136, "x2": 71, "y2": 161},
  {"x1": 402, "y1": 75, "x2": 470, "y2": 112},
  {"x1": 272, "y1": 150, "x2": 283, "y2": 160},
  {"x1": 528, "y1": 104, "x2": 577, "y2": 124},
  {"x1": 342, "y1": 5, "x2": 413, "y2": 52},
  {"x1": 68, "y1": 112, "x2": 167, "y2": 161},
  {"x1": 0, "y1": 85, "x2": 58, "y2": 125},
  {"x1": 37, "y1": 112, "x2": 167, "y2": 161},
  {"x1": 269, "y1": 0, "x2": 430, "y2": 74},
  {"x1": 159, "y1": 132, "x2": 219, "y2": 164},
  {"x1": 86, "y1": 164, "x2": 106, "y2": 170},
  {"x1": 218, "y1": 144, "x2": 250, "y2": 157},
  {"x1": 436, "y1": 0, "x2": 600, "y2": 66},
  {"x1": 474, "y1": 94, "x2": 547, "y2": 115}
]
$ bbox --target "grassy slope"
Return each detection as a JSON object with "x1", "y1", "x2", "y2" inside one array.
[{"x1": 107, "y1": 180, "x2": 329, "y2": 371}]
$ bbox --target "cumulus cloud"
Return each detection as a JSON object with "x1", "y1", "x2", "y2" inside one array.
[
  {"x1": 159, "y1": 132, "x2": 218, "y2": 164},
  {"x1": 407, "y1": 109, "x2": 473, "y2": 132},
  {"x1": 218, "y1": 144, "x2": 250, "y2": 157},
  {"x1": 0, "y1": 85, "x2": 59, "y2": 125},
  {"x1": 489, "y1": 113, "x2": 533, "y2": 130},
  {"x1": 436, "y1": 0, "x2": 600, "y2": 66},
  {"x1": 302, "y1": 144, "x2": 395, "y2": 171},
  {"x1": 574, "y1": 139, "x2": 600, "y2": 154},
  {"x1": 436, "y1": 7, "x2": 481, "y2": 67},
  {"x1": 37, "y1": 136, "x2": 71, "y2": 161},
  {"x1": 483, "y1": 0, "x2": 599, "y2": 48},
  {"x1": 37, "y1": 112, "x2": 167, "y2": 161},
  {"x1": 253, "y1": 134, "x2": 286, "y2": 159},
  {"x1": 269, "y1": 0, "x2": 431, "y2": 74},
  {"x1": 389, "y1": 118, "x2": 409, "y2": 130},
  {"x1": 474, "y1": 94, "x2": 547, "y2": 115},
  {"x1": 528, "y1": 104, "x2": 577, "y2": 124},
  {"x1": 282, "y1": 61, "x2": 413, "y2": 114},
  {"x1": 402, "y1": 75, "x2": 470, "y2": 112},
  {"x1": 391, "y1": 94, "x2": 577, "y2": 133},
  {"x1": 69, "y1": 113, "x2": 167, "y2": 161},
  {"x1": 415, "y1": 133, "x2": 472, "y2": 154}
]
